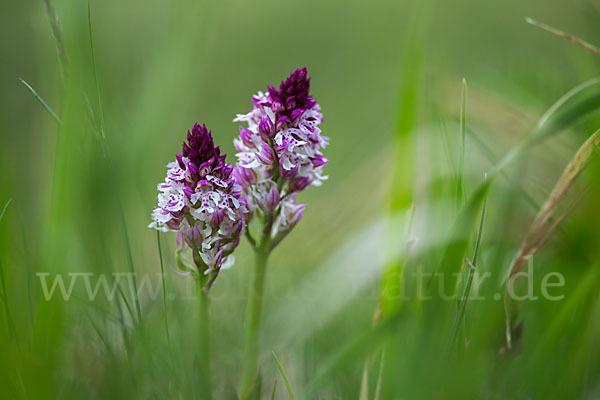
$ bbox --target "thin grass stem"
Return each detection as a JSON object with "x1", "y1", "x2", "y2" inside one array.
[
  {"x1": 18, "y1": 79, "x2": 61, "y2": 125},
  {"x1": 119, "y1": 208, "x2": 143, "y2": 326},
  {"x1": 456, "y1": 78, "x2": 467, "y2": 210},
  {"x1": 88, "y1": 0, "x2": 105, "y2": 140},
  {"x1": 42, "y1": 0, "x2": 67, "y2": 79},
  {"x1": 272, "y1": 351, "x2": 296, "y2": 400},
  {"x1": 526, "y1": 17, "x2": 600, "y2": 56},
  {"x1": 156, "y1": 231, "x2": 170, "y2": 343},
  {"x1": 449, "y1": 192, "x2": 487, "y2": 349}
]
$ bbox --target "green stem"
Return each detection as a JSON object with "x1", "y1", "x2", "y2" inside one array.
[
  {"x1": 240, "y1": 246, "x2": 269, "y2": 399},
  {"x1": 197, "y1": 279, "x2": 212, "y2": 398}
]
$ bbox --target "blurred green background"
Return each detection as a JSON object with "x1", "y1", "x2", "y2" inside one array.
[{"x1": 2, "y1": 0, "x2": 600, "y2": 398}]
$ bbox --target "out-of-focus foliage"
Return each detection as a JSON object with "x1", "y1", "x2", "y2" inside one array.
[{"x1": 2, "y1": 0, "x2": 600, "y2": 398}]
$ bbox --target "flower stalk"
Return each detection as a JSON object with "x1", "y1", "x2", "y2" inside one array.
[
  {"x1": 149, "y1": 123, "x2": 246, "y2": 397},
  {"x1": 239, "y1": 241, "x2": 270, "y2": 399},
  {"x1": 234, "y1": 67, "x2": 328, "y2": 398},
  {"x1": 196, "y1": 276, "x2": 212, "y2": 398}
]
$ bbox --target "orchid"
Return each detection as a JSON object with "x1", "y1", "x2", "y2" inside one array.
[
  {"x1": 234, "y1": 67, "x2": 329, "y2": 398},
  {"x1": 233, "y1": 67, "x2": 329, "y2": 243},
  {"x1": 149, "y1": 123, "x2": 246, "y2": 282}
]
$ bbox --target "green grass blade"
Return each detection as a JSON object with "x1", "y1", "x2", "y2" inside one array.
[
  {"x1": 529, "y1": 263, "x2": 600, "y2": 367},
  {"x1": 0, "y1": 257, "x2": 16, "y2": 341},
  {"x1": 42, "y1": 0, "x2": 67, "y2": 78},
  {"x1": 272, "y1": 351, "x2": 296, "y2": 400},
  {"x1": 533, "y1": 85, "x2": 600, "y2": 141},
  {"x1": 0, "y1": 199, "x2": 11, "y2": 225},
  {"x1": 18, "y1": 78, "x2": 62, "y2": 125},
  {"x1": 119, "y1": 207, "x2": 143, "y2": 326},
  {"x1": 488, "y1": 83, "x2": 600, "y2": 180},
  {"x1": 271, "y1": 381, "x2": 277, "y2": 400},
  {"x1": 373, "y1": 351, "x2": 384, "y2": 400},
  {"x1": 449, "y1": 192, "x2": 487, "y2": 347},
  {"x1": 88, "y1": 0, "x2": 105, "y2": 140},
  {"x1": 301, "y1": 314, "x2": 401, "y2": 400},
  {"x1": 439, "y1": 119, "x2": 457, "y2": 182},
  {"x1": 117, "y1": 282, "x2": 134, "y2": 322},
  {"x1": 0, "y1": 199, "x2": 12, "y2": 317},
  {"x1": 467, "y1": 127, "x2": 539, "y2": 209},
  {"x1": 156, "y1": 231, "x2": 170, "y2": 343},
  {"x1": 456, "y1": 78, "x2": 467, "y2": 210},
  {"x1": 433, "y1": 182, "x2": 489, "y2": 303},
  {"x1": 538, "y1": 77, "x2": 600, "y2": 128}
]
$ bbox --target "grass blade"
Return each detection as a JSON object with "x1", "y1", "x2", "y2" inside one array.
[
  {"x1": 488, "y1": 82, "x2": 600, "y2": 180},
  {"x1": 373, "y1": 352, "x2": 384, "y2": 400},
  {"x1": 456, "y1": 78, "x2": 467, "y2": 210},
  {"x1": 18, "y1": 79, "x2": 62, "y2": 125},
  {"x1": 301, "y1": 314, "x2": 401, "y2": 400},
  {"x1": 0, "y1": 199, "x2": 11, "y2": 225},
  {"x1": 0, "y1": 199, "x2": 11, "y2": 301},
  {"x1": 0, "y1": 199, "x2": 16, "y2": 340},
  {"x1": 508, "y1": 128, "x2": 600, "y2": 279},
  {"x1": 433, "y1": 182, "x2": 489, "y2": 303},
  {"x1": 271, "y1": 381, "x2": 277, "y2": 400},
  {"x1": 156, "y1": 231, "x2": 170, "y2": 343},
  {"x1": 42, "y1": 0, "x2": 67, "y2": 79},
  {"x1": 526, "y1": 17, "x2": 600, "y2": 56},
  {"x1": 0, "y1": 199, "x2": 13, "y2": 315},
  {"x1": 538, "y1": 77, "x2": 600, "y2": 128},
  {"x1": 503, "y1": 128, "x2": 600, "y2": 347},
  {"x1": 530, "y1": 263, "x2": 600, "y2": 364},
  {"x1": 272, "y1": 351, "x2": 296, "y2": 400},
  {"x1": 88, "y1": 0, "x2": 105, "y2": 140},
  {"x1": 449, "y1": 190, "x2": 487, "y2": 348},
  {"x1": 119, "y1": 207, "x2": 143, "y2": 326},
  {"x1": 467, "y1": 127, "x2": 539, "y2": 209}
]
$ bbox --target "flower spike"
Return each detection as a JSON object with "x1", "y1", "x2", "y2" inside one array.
[
  {"x1": 233, "y1": 67, "x2": 329, "y2": 242},
  {"x1": 150, "y1": 123, "x2": 246, "y2": 281}
]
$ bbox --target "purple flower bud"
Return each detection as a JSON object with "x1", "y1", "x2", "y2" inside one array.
[
  {"x1": 290, "y1": 176, "x2": 312, "y2": 192},
  {"x1": 213, "y1": 248, "x2": 224, "y2": 270},
  {"x1": 183, "y1": 185, "x2": 194, "y2": 199},
  {"x1": 258, "y1": 118, "x2": 273, "y2": 139},
  {"x1": 271, "y1": 101, "x2": 284, "y2": 114},
  {"x1": 176, "y1": 153, "x2": 185, "y2": 169},
  {"x1": 210, "y1": 209, "x2": 224, "y2": 228},
  {"x1": 263, "y1": 185, "x2": 280, "y2": 212},
  {"x1": 256, "y1": 182, "x2": 279, "y2": 213},
  {"x1": 311, "y1": 154, "x2": 329, "y2": 167},
  {"x1": 256, "y1": 143, "x2": 275, "y2": 165},
  {"x1": 290, "y1": 203, "x2": 306, "y2": 226},
  {"x1": 275, "y1": 116, "x2": 288, "y2": 130},
  {"x1": 291, "y1": 108, "x2": 304, "y2": 121},
  {"x1": 167, "y1": 218, "x2": 182, "y2": 230},
  {"x1": 233, "y1": 166, "x2": 256, "y2": 188},
  {"x1": 182, "y1": 143, "x2": 191, "y2": 157},
  {"x1": 269, "y1": 67, "x2": 316, "y2": 119},
  {"x1": 183, "y1": 225, "x2": 203, "y2": 248},
  {"x1": 279, "y1": 163, "x2": 299, "y2": 180},
  {"x1": 239, "y1": 127, "x2": 254, "y2": 147},
  {"x1": 187, "y1": 161, "x2": 198, "y2": 181}
]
